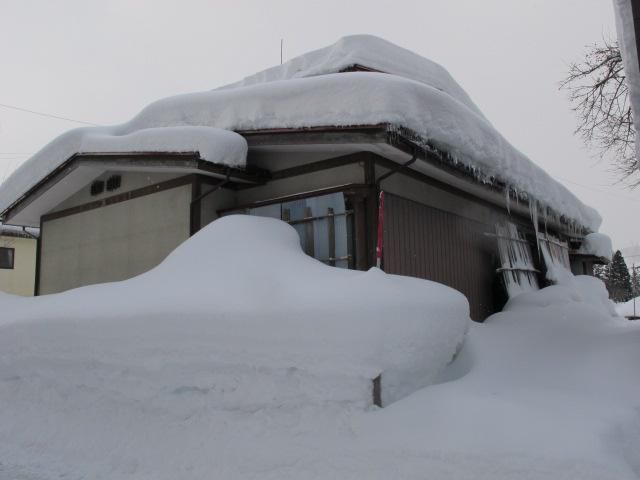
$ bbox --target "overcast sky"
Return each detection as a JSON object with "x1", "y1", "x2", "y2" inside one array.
[{"x1": 1, "y1": 0, "x2": 638, "y2": 253}]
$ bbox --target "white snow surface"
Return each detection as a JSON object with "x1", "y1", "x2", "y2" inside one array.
[
  {"x1": 0, "y1": 35, "x2": 601, "y2": 231},
  {"x1": 0, "y1": 222, "x2": 39, "y2": 237},
  {"x1": 0, "y1": 126, "x2": 247, "y2": 215},
  {"x1": 614, "y1": 0, "x2": 640, "y2": 163},
  {"x1": 220, "y1": 34, "x2": 488, "y2": 121},
  {"x1": 1, "y1": 216, "x2": 640, "y2": 479},
  {"x1": 578, "y1": 232, "x2": 614, "y2": 260},
  {"x1": 616, "y1": 296, "x2": 640, "y2": 317},
  {"x1": 0, "y1": 215, "x2": 469, "y2": 406}
]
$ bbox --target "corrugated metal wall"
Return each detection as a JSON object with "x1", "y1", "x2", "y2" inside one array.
[{"x1": 383, "y1": 193, "x2": 497, "y2": 321}]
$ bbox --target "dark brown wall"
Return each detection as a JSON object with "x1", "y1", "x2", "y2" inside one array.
[{"x1": 382, "y1": 193, "x2": 498, "y2": 321}]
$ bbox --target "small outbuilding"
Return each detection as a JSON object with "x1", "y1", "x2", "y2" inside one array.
[
  {"x1": 0, "y1": 223, "x2": 38, "y2": 296},
  {"x1": 0, "y1": 36, "x2": 607, "y2": 320}
]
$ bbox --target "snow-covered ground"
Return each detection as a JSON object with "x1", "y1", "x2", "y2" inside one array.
[
  {"x1": 617, "y1": 296, "x2": 640, "y2": 318},
  {"x1": 1, "y1": 217, "x2": 639, "y2": 479}
]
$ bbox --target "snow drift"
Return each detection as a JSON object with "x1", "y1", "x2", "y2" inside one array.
[
  {"x1": 2, "y1": 250, "x2": 640, "y2": 479},
  {"x1": 616, "y1": 296, "x2": 640, "y2": 318},
  {"x1": 578, "y1": 232, "x2": 613, "y2": 260},
  {"x1": 0, "y1": 35, "x2": 601, "y2": 231},
  {"x1": 0, "y1": 215, "x2": 470, "y2": 408}
]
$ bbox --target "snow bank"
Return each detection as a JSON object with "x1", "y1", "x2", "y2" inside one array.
[
  {"x1": 578, "y1": 232, "x2": 613, "y2": 260},
  {"x1": 616, "y1": 296, "x2": 640, "y2": 317},
  {"x1": 0, "y1": 36, "x2": 600, "y2": 231},
  {"x1": 503, "y1": 274, "x2": 618, "y2": 317},
  {"x1": 2, "y1": 248, "x2": 640, "y2": 479},
  {"x1": 0, "y1": 215, "x2": 469, "y2": 407},
  {"x1": 0, "y1": 126, "x2": 247, "y2": 215}
]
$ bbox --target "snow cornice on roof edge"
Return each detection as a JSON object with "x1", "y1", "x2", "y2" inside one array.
[{"x1": 0, "y1": 126, "x2": 247, "y2": 219}]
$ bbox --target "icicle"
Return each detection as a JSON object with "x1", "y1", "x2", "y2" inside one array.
[
  {"x1": 496, "y1": 222, "x2": 539, "y2": 297},
  {"x1": 529, "y1": 198, "x2": 540, "y2": 255},
  {"x1": 505, "y1": 187, "x2": 511, "y2": 215}
]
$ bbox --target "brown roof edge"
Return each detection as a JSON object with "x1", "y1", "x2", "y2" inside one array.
[
  {"x1": 234, "y1": 123, "x2": 592, "y2": 234},
  {"x1": 236, "y1": 124, "x2": 386, "y2": 136}
]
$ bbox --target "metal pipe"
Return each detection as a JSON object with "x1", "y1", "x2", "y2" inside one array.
[{"x1": 191, "y1": 169, "x2": 231, "y2": 205}]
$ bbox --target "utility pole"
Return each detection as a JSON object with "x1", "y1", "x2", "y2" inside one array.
[
  {"x1": 632, "y1": 264, "x2": 638, "y2": 318},
  {"x1": 280, "y1": 39, "x2": 283, "y2": 65}
]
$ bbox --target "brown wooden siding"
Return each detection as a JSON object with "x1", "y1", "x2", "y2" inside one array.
[{"x1": 383, "y1": 193, "x2": 497, "y2": 321}]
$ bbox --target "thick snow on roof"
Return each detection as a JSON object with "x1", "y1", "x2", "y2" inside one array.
[
  {"x1": 131, "y1": 71, "x2": 601, "y2": 230},
  {"x1": 578, "y1": 232, "x2": 613, "y2": 261},
  {"x1": 0, "y1": 222, "x2": 39, "y2": 238},
  {"x1": 220, "y1": 34, "x2": 488, "y2": 121},
  {"x1": 0, "y1": 35, "x2": 601, "y2": 230},
  {"x1": 614, "y1": 0, "x2": 640, "y2": 163},
  {"x1": 0, "y1": 126, "x2": 247, "y2": 215}
]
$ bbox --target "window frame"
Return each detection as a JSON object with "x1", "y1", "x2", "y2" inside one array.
[
  {"x1": 0, "y1": 247, "x2": 15, "y2": 270},
  {"x1": 218, "y1": 185, "x2": 368, "y2": 270}
]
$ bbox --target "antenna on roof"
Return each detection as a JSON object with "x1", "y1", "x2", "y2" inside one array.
[{"x1": 280, "y1": 39, "x2": 283, "y2": 64}]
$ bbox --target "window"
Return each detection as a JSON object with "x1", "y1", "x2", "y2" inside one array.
[
  {"x1": 537, "y1": 232, "x2": 571, "y2": 281},
  {"x1": 0, "y1": 247, "x2": 15, "y2": 269},
  {"x1": 106, "y1": 175, "x2": 122, "y2": 191},
  {"x1": 231, "y1": 192, "x2": 354, "y2": 268},
  {"x1": 90, "y1": 180, "x2": 105, "y2": 196}
]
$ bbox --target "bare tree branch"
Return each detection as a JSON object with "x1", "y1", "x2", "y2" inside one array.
[{"x1": 560, "y1": 39, "x2": 639, "y2": 186}]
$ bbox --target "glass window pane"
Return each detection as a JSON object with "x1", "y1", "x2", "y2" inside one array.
[
  {"x1": 228, "y1": 192, "x2": 352, "y2": 269},
  {"x1": 0, "y1": 247, "x2": 14, "y2": 269}
]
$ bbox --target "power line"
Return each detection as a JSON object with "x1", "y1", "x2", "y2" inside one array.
[{"x1": 0, "y1": 102, "x2": 98, "y2": 126}]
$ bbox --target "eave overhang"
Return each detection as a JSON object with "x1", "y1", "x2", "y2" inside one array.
[
  {"x1": 240, "y1": 123, "x2": 590, "y2": 237},
  {"x1": 1, "y1": 152, "x2": 264, "y2": 227}
]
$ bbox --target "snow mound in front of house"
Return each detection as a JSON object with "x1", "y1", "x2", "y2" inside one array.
[
  {"x1": 2, "y1": 242, "x2": 640, "y2": 479},
  {"x1": 503, "y1": 273, "x2": 618, "y2": 317},
  {"x1": 0, "y1": 215, "x2": 470, "y2": 409}
]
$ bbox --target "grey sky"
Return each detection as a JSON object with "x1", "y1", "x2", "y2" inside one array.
[{"x1": 1, "y1": 0, "x2": 638, "y2": 251}]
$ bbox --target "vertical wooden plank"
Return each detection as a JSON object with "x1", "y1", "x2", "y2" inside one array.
[
  {"x1": 327, "y1": 207, "x2": 336, "y2": 266},
  {"x1": 383, "y1": 193, "x2": 497, "y2": 321},
  {"x1": 189, "y1": 174, "x2": 201, "y2": 236},
  {"x1": 352, "y1": 196, "x2": 368, "y2": 271},
  {"x1": 34, "y1": 217, "x2": 43, "y2": 296},
  {"x1": 303, "y1": 206, "x2": 315, "y2": 257},
  {"x1": 372, "y1": 374, "x2": 382, "y2": 407}
]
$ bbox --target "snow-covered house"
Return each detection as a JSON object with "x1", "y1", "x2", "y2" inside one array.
[
  {"x1": 0, "y1": 36, "x2": 606, "y2": 319},
  {"x1": 0, "y1": 223, "x2": 38, "y2": 296}
]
